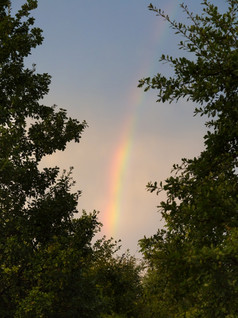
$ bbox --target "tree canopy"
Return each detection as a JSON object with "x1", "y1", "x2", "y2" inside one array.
[
  {"x1": 0, "y1": 1, "x2": 142, "y2": 317},
  {"x1": 139, "y1": 1, "x2": 238, "y2": 317}
]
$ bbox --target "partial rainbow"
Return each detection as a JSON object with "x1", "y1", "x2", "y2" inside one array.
[
  {"x1": 104, "y1": 89, "x2": 141, "y2": 238},
  {"x1": 104, "y1": 1, "x2": 179, "y2": 238}
]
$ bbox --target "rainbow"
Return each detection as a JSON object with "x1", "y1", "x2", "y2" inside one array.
[{"x1": 104, "y1": 1, "x2": 179, "y2": 238}]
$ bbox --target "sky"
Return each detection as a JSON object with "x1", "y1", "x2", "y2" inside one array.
[{"x1": 17, "y1": 0, "x2": 226, "y2": 256}]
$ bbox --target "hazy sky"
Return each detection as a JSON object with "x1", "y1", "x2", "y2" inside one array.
[{"x1": 19, "y1": 0, "x2": 226, "y2": 256}]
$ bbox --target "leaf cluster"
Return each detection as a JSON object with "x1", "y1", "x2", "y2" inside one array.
[
  {"x1": 139, "y1": 1, "x2": 238, "y2": 317},
  {"x1": 0, "y1": 2, "x2": 143, "y2": 317}
]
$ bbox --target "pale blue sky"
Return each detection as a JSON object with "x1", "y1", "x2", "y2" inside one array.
[{"x1": 16, "y1": 0, "x2": 226, "y2": 255}]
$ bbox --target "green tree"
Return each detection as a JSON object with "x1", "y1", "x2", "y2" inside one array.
[
  {"x1": 92, "y1": 242, "x2": 143, "y2": 318},
  {"x1": 0, "y1": 2, "x2": 143, "y2": 317},
  {"x1": 0, "y1": 1, "x2": 102, "y2": 317},
  {"x1": 139, "y1": 1, "x2": 238, "y2": 317}
]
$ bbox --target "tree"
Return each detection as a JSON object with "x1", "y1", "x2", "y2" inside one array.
[
  {"x1": 0, "y1": 2, "x2": 143, "y2": 316},
  {"x1": 0, "y1": 0, "x2": 95, "y2": 314},
  {"x1": 92, "y1": 243, "x2": 143, "y2": 318},
  {"x1": 139, "y1": 1, "x2": 238, "y2": 317},
  {"x1": 0, "y1": 1, "x2": 96, "y2": 316}
]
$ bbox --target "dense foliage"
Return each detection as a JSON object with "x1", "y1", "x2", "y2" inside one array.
[
  {"x1": 0, "y1": 1, "x2": 142, "y2": 317},
  {"x1": 139, "y1": 1, "x2": 238, "y2": 317}
]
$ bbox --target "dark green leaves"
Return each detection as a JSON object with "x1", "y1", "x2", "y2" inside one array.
[
  {"x1": 139, "y1": 1, "x2": 238, "y2": 316},
  {"x1": 0, "y1": 3, "x2": 142, "y2": 317}
]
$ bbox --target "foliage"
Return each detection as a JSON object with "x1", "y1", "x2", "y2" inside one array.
[
  {"x1": 0, "y1": 1, "x2": 143, "y2": 317},
  {"x1": 139, "y1": 1, "x2": 238, "y2": 317},
  {"x1": 92, "y1": 244, "x2": 143, "y2": 318}
]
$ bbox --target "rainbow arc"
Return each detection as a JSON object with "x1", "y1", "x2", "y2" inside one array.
[{"x1": 104, "y1": 1, "x2": 179, "y2": 238}]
